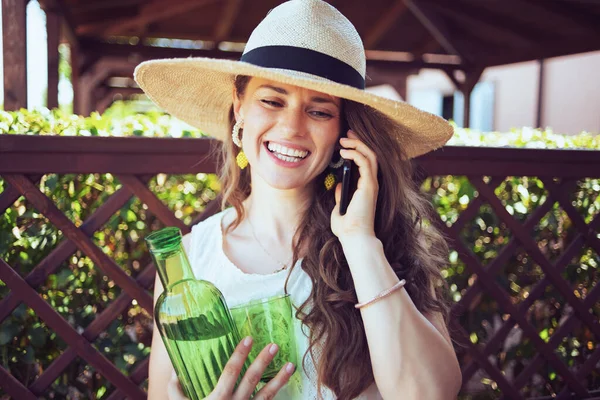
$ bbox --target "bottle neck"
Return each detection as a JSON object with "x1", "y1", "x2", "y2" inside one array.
[
  {"x1": 146, "y1": 227, "x2": 194, "y2": 291},
  {"x1": 155, "y1": 244, "x2": 195, "y2": 291}
]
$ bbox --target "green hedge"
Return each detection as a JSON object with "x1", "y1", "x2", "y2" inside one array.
[{"x1": 1, "y1": 107, "x2": 599, "y2": 399}]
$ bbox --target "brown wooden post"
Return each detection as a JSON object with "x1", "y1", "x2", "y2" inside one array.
[
  {"x1": 2, "y1": 0, "x2": 27, "y2": 110},
  {"x1": 77, "y1": 74, "x2": 93, "y2": 116},
  {"x1": 390, "y1": 78, "x2": 408, "y2": 102},
  {"x1": 71, "y1": 45, "x2": 82, "y2": 114},
  {"x1": 46, "y1": 10, "x2": 60, "y2": 109},
  {"x1": 463, "y1": 86, "x2": 473, "y2": 129},
  {"x1": 536, "y1": 59, "x2": 545, "y2": 128},
  {"x1": 365, "y1": 66, "x2": 414, "y2": 101},
  {"x1": 444, "y1": 68, "x2": 484, "y2": 129}
]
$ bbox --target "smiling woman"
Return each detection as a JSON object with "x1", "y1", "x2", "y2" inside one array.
[
  {"x1": 135, "y1": 1, "x2": 461, "y2": 399},
  {"x1": 232, "y1": 78, "x2": 341, "y2": 191}
]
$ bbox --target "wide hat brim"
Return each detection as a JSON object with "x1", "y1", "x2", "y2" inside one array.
[{"x1": 134, "y1": 57, "x2": 454, "y2": 159}]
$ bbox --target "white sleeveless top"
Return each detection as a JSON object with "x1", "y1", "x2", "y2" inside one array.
[{"x1": 188, "y1": 210, "x2": 382, "y2": 400}]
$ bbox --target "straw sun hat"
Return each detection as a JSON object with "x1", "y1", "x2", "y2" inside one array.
[{"x1": 134, "y1": 0, "x2": 453, "y2": 159}]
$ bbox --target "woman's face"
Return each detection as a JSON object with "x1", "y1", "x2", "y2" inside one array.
[{"x1": 233, "y1": 77, "x2": 342, "y2": 191}]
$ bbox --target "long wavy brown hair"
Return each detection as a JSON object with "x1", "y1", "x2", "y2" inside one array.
[{"x1": 217, "y1": 75, "x2": 454, "y2": 399}]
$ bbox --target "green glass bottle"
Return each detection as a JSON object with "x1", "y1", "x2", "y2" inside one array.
[{"x1": 146, "y1": 227, "x2": 246, "y2": 399}]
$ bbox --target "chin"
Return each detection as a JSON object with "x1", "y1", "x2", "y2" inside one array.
[
  {"x1": 260, "y1": 172, "x2": 313, "y2": 191},
  {"x1": 267, "y1": 179, "x2": 310, "y2": 191}
]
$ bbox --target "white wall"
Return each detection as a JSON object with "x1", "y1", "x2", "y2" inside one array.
[
  {"x1": 543, "y1": 52, "x2": 600, "y2": 134},
  {"x1": 481, "y1": 61, "x2": 539, "y2": 132},
  {"x1": 407, "y1": 50, "x2": 600, "y2": 135}
]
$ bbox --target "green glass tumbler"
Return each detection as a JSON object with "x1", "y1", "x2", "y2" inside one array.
[
  {"x1": 230, "y1": 294, "x2": 298, "y2": 382},
  {"x1": 146, "y1": 227, "x2": 247, "y2": 399}
]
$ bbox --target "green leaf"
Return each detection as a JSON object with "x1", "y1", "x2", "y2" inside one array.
[
  {"x1": 23, "y1": 345, "x2": 35, "y2": 364},
  {"x1": 0, "y1": 328, "x2": 14, "y2": 345},
  {"x1": 126, "y1": 210, "x2": 137, "y2": 222},
  {"x1": 56, "y1": 269, "x2": 72, "y2": 289},
  {"x1": 28, "y1": 326, "x2": 47, "y2": 348}
]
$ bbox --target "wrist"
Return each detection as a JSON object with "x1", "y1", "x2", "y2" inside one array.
[{"x1": 339, "y1": 233, "x2": 382, "y2": 253}]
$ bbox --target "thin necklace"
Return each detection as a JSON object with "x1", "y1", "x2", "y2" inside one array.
[{"x1": 246, "y1": 217, "x2": 293, "y2": 273}]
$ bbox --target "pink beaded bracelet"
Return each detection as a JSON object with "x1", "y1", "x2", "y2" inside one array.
[{"x1": 355, "y1": 279, "x2": 407, "y2": 309}]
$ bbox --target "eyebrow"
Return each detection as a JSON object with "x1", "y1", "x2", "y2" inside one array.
[{"x1": 257, "y1": 84, "x2": 340, "y2": 109}]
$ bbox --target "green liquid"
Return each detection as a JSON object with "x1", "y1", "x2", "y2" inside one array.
[
  {"x1": 155, "y1": 282, "x2": 248, "y2": 399},
  {"x1": 160, "y1": 316, "x2": 239, "y2": 399},
  {"x1": 146, "y1": 228, "x2": 251, "y2": 399},
  {"x1": 234, "y1": 310, "x2": 292, "y2": 381}
]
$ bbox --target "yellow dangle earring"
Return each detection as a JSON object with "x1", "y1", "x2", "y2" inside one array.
[
  {"x1": 232, "y1": 119, "x2": 248, "y2": 169},
  {"x1": 325, "y1": 154, "x2": 344, "y2": 190}
]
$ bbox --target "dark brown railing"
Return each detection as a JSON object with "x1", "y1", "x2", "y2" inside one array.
[{"x1": 1, "y1": 134, "x2": 599, "y2": 399}]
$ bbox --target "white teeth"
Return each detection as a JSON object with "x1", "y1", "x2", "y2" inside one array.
[
  {"x1": 267, "y1": 142, "x2": 308, "y2": 159},
  {"x1": 273, "y1": 152, "x2": 302, "y2": 162}
]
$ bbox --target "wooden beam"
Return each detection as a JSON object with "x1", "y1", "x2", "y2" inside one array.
[
  {"x1": 443, "y1": 67, "x2": 483, "y2": 128},
  {"x1": 449, "y1": 0, "x2": 548, "y2": 42},
  {"x1": 77, "y1": 0, "x2": 219, "y2": 36},
  {"x1": 95, "y1": 87, "x2": 144, "y2": 114},
  {"x1": 412, "y1": 37, "x2": 440, "y2": 57},
  {"x1": 364, "y1": 66, "x2": 415, "y2": 100},
  {"x1": 364, "y1": 0, "x2": 408, "y2": 49},
  {"x1": 428, "y1": 1, "x2": 536, "y2": 48},
  {"x1": 46, "y1": 10, "x2": 60, "y2": 109},
  {"x1": 2, "y1": 0, "x2": 27, "y2": 110},
  {"x1": 80, "y1": 38, "x2": 239, "y2": 60},
  {"x1": 79, "y1": 39, "x2": 465, "y2": 71},
  {"x1": 213, "y1": 0, "x2": 244, "y2": 43},
  {"x1": 443, "y1": 70, "x2": 461, "y2": 90},
  {"x1": 78, "y1": 57, "x2": 139, "y2": 116},
  {"x1": 404, "y1": 0, "x2": 470, "y2": 64},
  {"x1": 479, "y1": 34, "x2": 600, "y2": 67},
  {"x1": 462, "y1": 68, "x2": 483, "y2": 129},
  {"x1": 70, "y1": 0, "x2": 144, "y2": 14},
  {"x1": 38, "y1": 0, "x2": 79, "y2": 47},
  {"x1": 523, "y1": 0, "x2": 600, "y2": 35}
]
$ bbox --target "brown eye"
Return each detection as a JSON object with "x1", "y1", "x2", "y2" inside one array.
[
  {"x1": 310, "y1": 110, "x2": 333, "y2": 118},
  {"x1": 261, "y1": 100, "x2": 282, "y2": 107}
]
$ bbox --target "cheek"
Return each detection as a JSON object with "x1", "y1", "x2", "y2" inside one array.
[
  {"x1": 241, "y1": 111, "x2": 271, "y2": 145},
  {"x1": 318, "y1": 126, "x2": 340, "y2": 155}
]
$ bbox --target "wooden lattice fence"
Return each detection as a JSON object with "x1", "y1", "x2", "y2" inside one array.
[{"x1": 0, "y1": 135, "x2": 599, "y2": 399}]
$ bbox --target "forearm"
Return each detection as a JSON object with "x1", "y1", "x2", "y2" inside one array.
[{"x1": 341, "y1": 235, "x2": 461, "y2": 400}]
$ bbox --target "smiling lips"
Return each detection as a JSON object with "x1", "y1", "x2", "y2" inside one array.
[{"x1": 266, "y1": 141, "x2": 310, "y2": 163}]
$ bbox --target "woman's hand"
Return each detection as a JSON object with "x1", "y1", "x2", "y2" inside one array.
[
  {"x1": 167, "y1": 337, "x2": 295, "y2": 400},
  {"x1": 331, "y1": 130, "x2": 379, "y2": 242}
]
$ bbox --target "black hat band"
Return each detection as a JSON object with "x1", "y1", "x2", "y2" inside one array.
[{"x1": 240, "y1": 45, "x2": 365, "y2": 90}]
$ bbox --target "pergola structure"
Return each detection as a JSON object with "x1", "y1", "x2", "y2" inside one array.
[{"x1": 3, "y1": 0, "x2": 600, "y2": 127}]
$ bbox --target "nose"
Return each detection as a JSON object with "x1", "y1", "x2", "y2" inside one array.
[{"x1": 278, "y1": 106, "x2": 307, "y2": 138}]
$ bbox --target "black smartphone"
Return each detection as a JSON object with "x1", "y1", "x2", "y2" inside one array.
[
  {"x1": 339, "y1": 126, "x2": 358, "y2": 215},
  {"x1": 339, "y1": 159, "x2": 355, "y2": 215}
]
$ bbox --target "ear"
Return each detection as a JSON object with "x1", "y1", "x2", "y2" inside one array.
[{"x1": 232, "y1": 88, "x2": 244, "y2": 122}]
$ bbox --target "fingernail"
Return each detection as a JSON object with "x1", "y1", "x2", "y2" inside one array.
[
  {"x1": 286, "y1": 363, "x2": 295, "y2": 374},
  {"x1": 243, "y1": 336, "x2": 252, "y2": 347},
  {"x1": 269, "y1": 343, "x2": 279, "y2": 355}
]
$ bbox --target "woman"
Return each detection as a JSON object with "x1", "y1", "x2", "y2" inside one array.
[{"x1": 136, "y1": 1, "x2": 462, "y2": 399}]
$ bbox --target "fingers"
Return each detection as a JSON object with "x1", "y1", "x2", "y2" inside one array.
[
  {"x1": 340, "y1": 134, "x2": 378, "y2": 184},
  {"x1": 212, "y1": 336, "x2": 254, "y2": 398},
  {"x1": 340, "y1": 132, "x2": 378, "y2": 173},
  {"x1": 334, "y1": 182, "x2": 342, "y2": 205},
  {"x1": 167, "y1": 370, "x2": 190, "y2": 400},
  {"x1": 232, "y1": 343, "x2": 282, "y2": 400},
  {"x1": 339, "y1": 149, "x2": 378, "y2": 191},
  {"x1": 253, "y1": 362, "x2": 296, "y2": 400}
]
